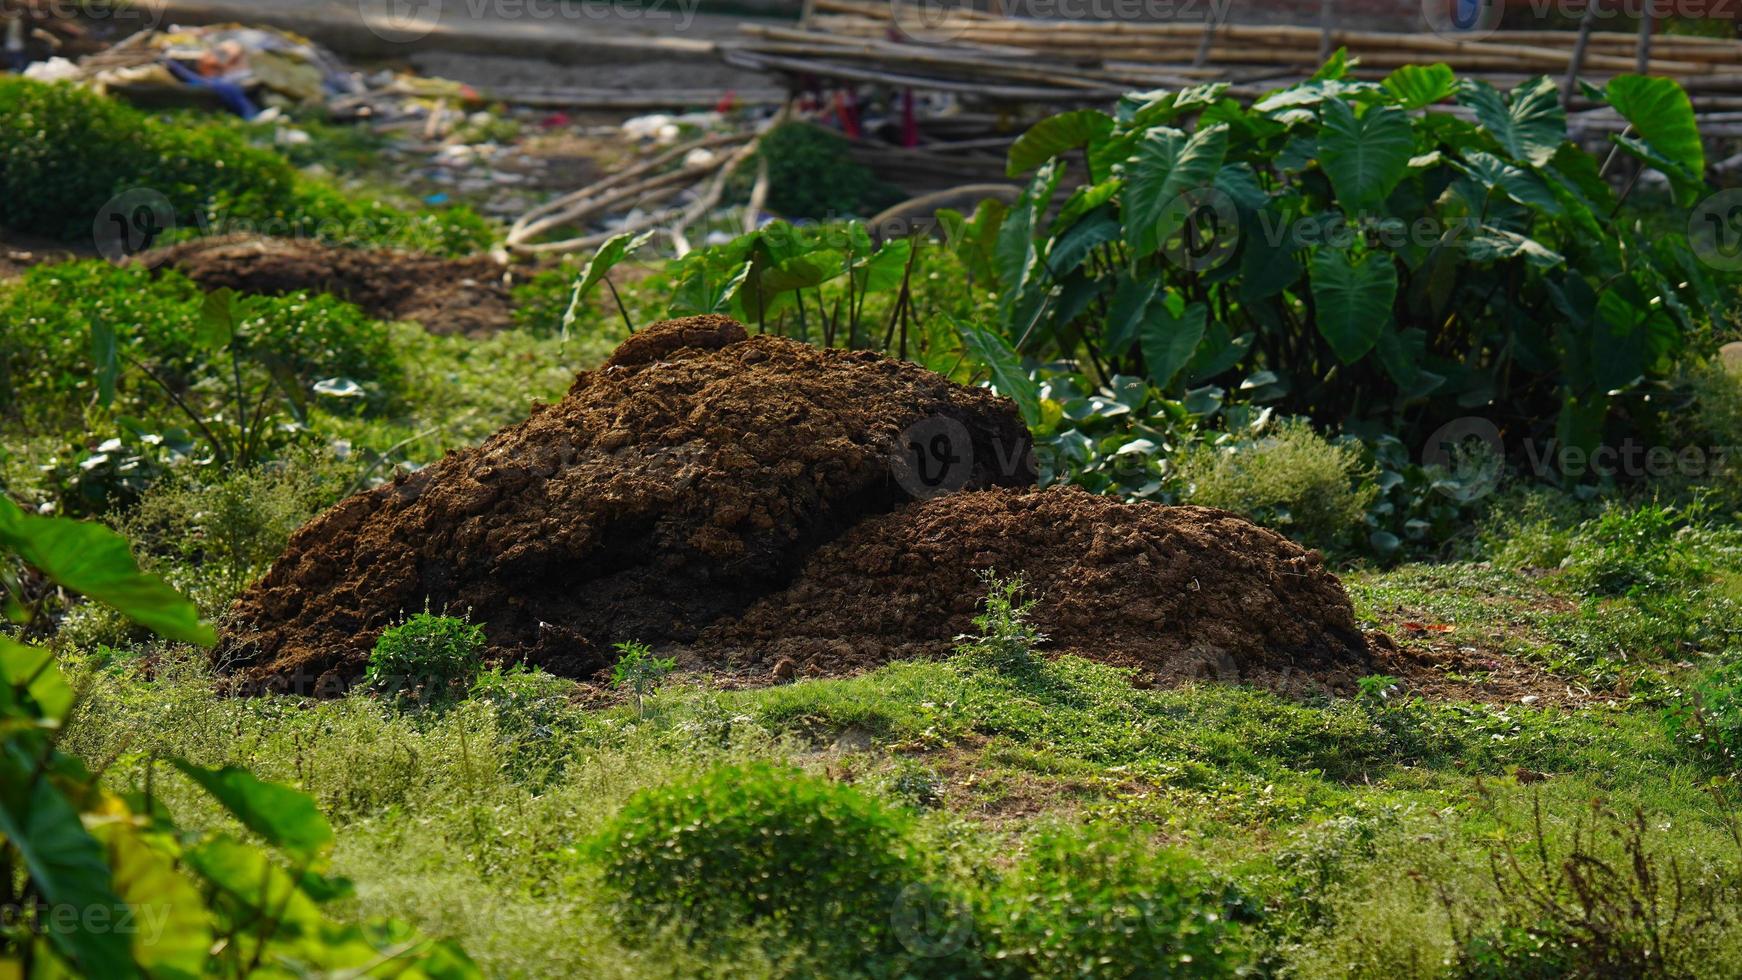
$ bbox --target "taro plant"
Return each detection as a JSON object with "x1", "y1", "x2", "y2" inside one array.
[
  {"x1": 84, "y1": 287, "x2": 315, "y2": 471},
  {"x1": 0, "y1": 495, "x2": 477, "y2": 976},
  {"x1": 986, "y1": 56, "x2": 1725, "y2": 459},
  {"x1": 663, "y1": 219, "x2": 930, "y2": 354}
]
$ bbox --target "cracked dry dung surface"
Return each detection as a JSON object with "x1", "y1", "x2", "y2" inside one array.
[
  {"x1": 693, "y1": 486, "x2": 1373, "y2": 691},
  {"x1": 217, "y1": 315, "x2": 1035, "y2": 689},
  {"x1": 131, "y1": 235, "x2": 512, "y2": 336}
]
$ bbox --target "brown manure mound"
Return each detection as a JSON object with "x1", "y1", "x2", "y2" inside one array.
[
  {"x1": 218, "y1": 315, "x2": 1034, "y2": 689},
  {"x1": 131, "y1": 236, "x2": 512, "y2": 336},
  {"x1": 696, "y1": 486, "x2": 1372, "y2": 689}
]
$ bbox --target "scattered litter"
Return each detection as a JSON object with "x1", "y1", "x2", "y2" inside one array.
[
  {"x1": 71, "y1": 24, "x2": 365, "y2": 116},
  {"x1": 20, "y1": 55, "x2": 76, "y2": 82},
  {"x1": 1402, "y1": 622, "x2": 1456, "y2": 633}
]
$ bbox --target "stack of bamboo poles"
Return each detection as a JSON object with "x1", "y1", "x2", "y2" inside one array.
[
  {"x1": 505, "y1": 132, "x2": 765, "y2": 255},
  {"x1": 724, "y1": 20, "x2": 1182, "y2": 103},
  {"x1": 726, "y1": 0, "x2": 1742, "y2": 109}
]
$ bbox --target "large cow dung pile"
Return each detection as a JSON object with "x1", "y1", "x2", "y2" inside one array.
[
  {"x1": 217, "y1": 315, "x2": 1033, "y2": 687},
  {"x1": 218, "y1": 315, "x2": 1374, "y2": 693}
]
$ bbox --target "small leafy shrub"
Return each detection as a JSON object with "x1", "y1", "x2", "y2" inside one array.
[
  {"x1": 1675, "y1": 358, "x2": 1742, "y2": 497},
  {"x1": 588, "y1": 762, "x2": 928, "y2": 961},
  {"x1": 1667, "y1": 659, "x2": 1742, "y2": 773},
  {"x1": 0, "y1": 77, "x2": 490, "y2": 253},
  {"x1": 973, "y1": 823, "x2": 1250, "y2": 976},
  {"x1": 1172, "y1": 418, "x2": 1377, "y2": 551},
  {"x1": 364, "y1": 611, "x2": 486, "y2": 704},
  {"x1": 116, "y1": 452, "x2": 351, "y2": 610},
  {"x1": 470, "y1": 663, "x2": 576, "y2": 727},
  {"x1": 1683, "y1": 358, "x2": 1742, "y2": 444},
  {"x1": 610, "y1": 639, "x2": 675, "y2": 716},
  {"x1": 1559, "y1": 502, "x2": 1710, "y2": 598},
  {"x1": 1480, "y1": 487, "x2": 1595, "y2": 570},
  {"x1": 1355, "y1": 673, "x2": 1401, "y2": 711},
  {"x1": 1267, "y1": 809, "x2": 1404, "y2": 933},
  {"x1": 886, "y1": 760, "x2": 945, "y2": 809},
  {"x1": 757, "y1": 122, "x2": 902, "y2": 219},
  {"x1": 955, "y1": 571, "x2": 1047, "y2": 670},
  {"x1": 470, "y1": 663, "x2": 579, "y2": 780}
]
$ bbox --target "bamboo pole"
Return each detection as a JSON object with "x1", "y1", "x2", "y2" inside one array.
[
  {"x1": 721, "y1": 48, "x2": 1124, "y2": 101},
  {"x1": 1318, "y1": 0, "x2": 1336, "y2": 65},
  {"x1": 1563, "y1": 0, "x2": 1599, "y2": 105},
  {"x1": 1635, "y1": 0, "x2": 1656, "y2": 75},
  {"x1": 509, "y1": 133, "x2": 745, "y2": 246},
  {"x1": 1193, "y1": 13, "x2": 1217, "y2": 68}
]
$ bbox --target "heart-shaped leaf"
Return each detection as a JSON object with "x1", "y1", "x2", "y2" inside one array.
[
  {"x1": 1310, "y1": 247, "x2": 1397, "y2": 363},
  {"x1": 1007, "y1": 109, "x2": 1113, "y2": 177},
  {"x1": 1383, "y1": 63, "x2": 1457, "y2": 109},
  {"x1": 1459, "y1": 77, "x2": 1565, "y2": 167},
  {"x1": 1138, "y1": 300, "x2": 1208, "y2": 390},
  {"x1": 1318, "y1": 100, "x2": 1415, "y2": 211},
  {"x1": 1121, "y1": 124, "x2": 1229, "y2": 255}
]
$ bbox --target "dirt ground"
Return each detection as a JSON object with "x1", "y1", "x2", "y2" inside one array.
[
  {"x1": 130, "y1": 236, "x2": 515, "y2": 336},
  {"x1": 218, "y1": 315, "x2": 1393, "y2": 698},
  {"x1": 0, "y1": 230, "x2": 88, "y2": 282}
]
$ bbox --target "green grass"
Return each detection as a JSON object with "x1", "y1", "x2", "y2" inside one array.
[{"x1": 49, "y1": 617, "x2": 1741, "y2": 978}]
